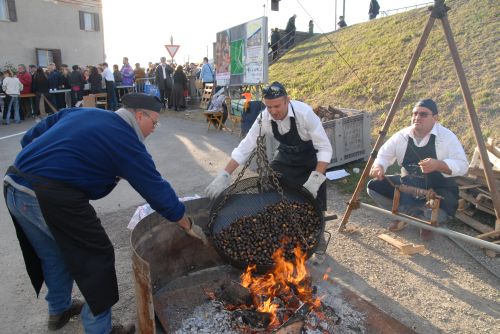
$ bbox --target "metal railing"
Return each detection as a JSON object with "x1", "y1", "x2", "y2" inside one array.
[
  {"x1": 380, "y1": 2, "x2": 433, "y2": 17},
  {"x1": 134, "y1": 77, "x2": 157, "y2": 93}
]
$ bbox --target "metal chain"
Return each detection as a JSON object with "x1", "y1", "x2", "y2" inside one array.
[{"x1": 209, "y1": 115, "x2": 286, "y2": 227}]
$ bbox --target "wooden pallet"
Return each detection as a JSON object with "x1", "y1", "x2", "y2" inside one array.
[{"x1": 199, "y1": 84, "x2": 214, "y2": 110}]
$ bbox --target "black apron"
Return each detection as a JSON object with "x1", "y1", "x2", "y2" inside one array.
[
  {"x1": 4, "y1": 166, "x2": 118, "y2": 315},
  {"x1": 269, "y1": 104, "x2": 327, "y2": 210},
  {"x1": 400, "y1": 135, "x2": 459, "y2": 216}
]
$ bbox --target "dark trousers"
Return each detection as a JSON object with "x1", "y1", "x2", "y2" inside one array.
[
  {"x1": 105, "y1": 81, "x2": 117, "y2": 111},
  {"x1": 71, "y1": 89, "x2": 82, "y2": 107},
  {"x1": 159, "y1": 80, "x2": 172, "y2": 108}
]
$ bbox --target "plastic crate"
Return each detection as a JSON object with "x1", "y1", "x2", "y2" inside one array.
[{"x1": 266, "y1": 108, "x2": 371, "y2": 168}]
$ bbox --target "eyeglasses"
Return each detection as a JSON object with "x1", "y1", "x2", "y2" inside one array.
[
  {"x1": 141, "y1": 111, "x2": 160, "y2": 128},
  {"x1": 262, "y1": 84, "x2": 287, "y2": 98},
  {"x1": 412, "y1": 111, "x2": 432, "y2": 118}
]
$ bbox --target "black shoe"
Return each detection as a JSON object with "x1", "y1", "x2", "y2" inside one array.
[
  {"x1": 110, "y1": 322, "x2": 136, "y2": 334},
  {"x1": 47, "y1": 299, "x2": 84, "y2": 330}
]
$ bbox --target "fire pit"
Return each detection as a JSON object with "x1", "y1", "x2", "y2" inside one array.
[{"x1": 131, "y1": 198, "x2": 416, "y2": 333}]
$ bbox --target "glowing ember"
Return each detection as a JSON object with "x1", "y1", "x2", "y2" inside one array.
[{"x1": 239, "y1": 246, "x2": 322, "y2": 329}]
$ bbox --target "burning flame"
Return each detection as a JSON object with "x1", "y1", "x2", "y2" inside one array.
[{"x1": 240, "y1": 246, "x2": 321, "y2": 328}]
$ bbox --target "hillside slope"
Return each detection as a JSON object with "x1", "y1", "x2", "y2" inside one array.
[{"x1": 269, "y1": 0, "x2": 499, "y2": 153}]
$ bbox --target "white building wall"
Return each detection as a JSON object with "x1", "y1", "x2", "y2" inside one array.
[{"x1": 0, "y1": 0, "x2": 104, "y2": 68}]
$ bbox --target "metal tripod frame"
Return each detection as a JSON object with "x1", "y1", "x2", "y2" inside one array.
[{"x1": 338, "y1": 0, "x2": 500, "y2": 245}]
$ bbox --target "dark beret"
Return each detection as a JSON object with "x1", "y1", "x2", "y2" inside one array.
[
  {"x1": 122, "y1": 93, "x2": 163, "y2": 112},
  {"x1": 262, "y1": 81, "x2": 288, "y2": 99},
  {"x1": 414, "y1": 98, "x2": 438, "y2": 115}
]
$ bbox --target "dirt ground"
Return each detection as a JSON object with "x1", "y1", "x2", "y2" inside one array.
[{"x1": 0, "y1": 109, "x2": 498, "y2": 333}]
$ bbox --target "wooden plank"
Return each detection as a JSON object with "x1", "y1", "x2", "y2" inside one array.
[
  {"x1": 486, "y1": 138, "x2": 500, "y2": 158},
  {"x1": 458, "y1": 184, "x2": 482, "y2": 190},
  {"x1": 468, "y1": 148, "x2": 500, "y2": 171},
  {"x1": 378, "y1": 234, "x2": 425, "y2": 255},
  {"x1": 476, "y1": 230, "x2": 500, "y2": 240},
  {"x1": 455, "y1": 212, "x2": 493, "y2": 234}
]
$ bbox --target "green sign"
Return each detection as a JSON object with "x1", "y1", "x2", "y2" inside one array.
[{"x1": 230, "y1": 39, "x2": 245, "y2": 75}]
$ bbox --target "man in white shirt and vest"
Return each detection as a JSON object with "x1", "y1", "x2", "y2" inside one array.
[
  {"x1": 205, "y1": 81, "x2": 333, "y2": 262},
  {"x1": 367, "y1": 99, "x2": 468, "y2": 240}
]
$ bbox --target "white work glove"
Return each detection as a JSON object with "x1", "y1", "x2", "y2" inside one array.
[
  {"x1": 183, "y1": 217, "x2": 209, "y2": 246},
  {"x1": 303, "y1": 171, "x2": 327, "y2": 198},
  {"x1": 205, "y1": 170, "x2": 231, "y2": 199}
]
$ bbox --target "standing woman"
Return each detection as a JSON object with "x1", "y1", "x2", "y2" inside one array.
[
  {"x1": 171, "y1": 65, "x2": 188, "y2": 111},
  {"x1": 113, "y1": 64, "x2": 122, "y2": 86},
  {"x1": 32, "y1": 67, "x2": 51, "y2": 116},
  {"x1": 88, "y1": 66, "x2": 103, "y2": 94},
  {"x1": 2, "y1": 69, "x2": 23, "y2": 124}
]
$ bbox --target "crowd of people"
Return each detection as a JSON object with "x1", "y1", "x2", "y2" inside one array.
[{"x1": 0, "y1": 57, "x2": 214, "y2": 123}]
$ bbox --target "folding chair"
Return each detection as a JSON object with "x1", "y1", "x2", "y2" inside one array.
[{"x1": 203, "y1": 109, "x2": 225, "y2": 130}]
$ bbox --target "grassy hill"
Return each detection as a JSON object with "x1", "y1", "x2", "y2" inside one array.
[{"x1": 269, "y1": 0, "x2": 499, "y2": 154}]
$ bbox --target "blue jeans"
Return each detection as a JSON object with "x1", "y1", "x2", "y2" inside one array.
[
  {"x1": 6, "y1": 94, "x2": 20, "y2": 124},
  {"x1": 5, "y1": 185, "x2": 112, "y2": 333}
]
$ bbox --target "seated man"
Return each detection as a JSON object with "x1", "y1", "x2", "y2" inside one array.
[{"x1": 367, "y1": 99, "x2": 468, "y2": 240}]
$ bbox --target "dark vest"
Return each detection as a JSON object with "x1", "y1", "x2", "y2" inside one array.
[
  {"x1": 401, "y1": 135, "x2": 459, "y2": 215},
  {"x1": 269, "y1": 104, "x2": 326, "y2": 210}
]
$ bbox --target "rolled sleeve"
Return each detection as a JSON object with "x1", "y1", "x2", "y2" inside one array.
[
  {"x1": 231, "y1": 119, "x2": 261, "y2": 165},
  {"x1": 373, "y1": 132, "x2": 403, "y2": 171},
  {"x1": 437, "y1": 129, "x2": 468, "y2": 177}
]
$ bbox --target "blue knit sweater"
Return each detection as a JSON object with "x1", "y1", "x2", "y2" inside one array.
[{"x1": 9, "y1": 108, "x2": 185, "y2": 222}]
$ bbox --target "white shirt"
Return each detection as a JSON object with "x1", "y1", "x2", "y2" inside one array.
[
  {"x1": 374, "y1": 123, "x2": 468, "y2": 177},
  {"x1": 2, "y1": 76, "x2": 22, "y2": 95},
  {"x1": 161, "y1": 64, "x2": 167, "y2": 79},
  {"x1": 231, "y1": 100, "x2": 333, "y2": 165},
  {"x1": 102, "y1": 67, "x2": 114, "y2": 81}
]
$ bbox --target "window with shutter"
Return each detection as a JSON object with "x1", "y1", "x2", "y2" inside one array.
[
  {"x1": 0, "y1": 0, "x2": 16, "y2": 21},
  {"x1": 6, "y1": 0, "x2": 15, "y2": 21},
  {"x1": 79, "y1": 10, "x2": 99, "y2": 31}
]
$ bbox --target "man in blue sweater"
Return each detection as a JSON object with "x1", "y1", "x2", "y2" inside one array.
[{"x1": 3, "y1": 93, "x2": 207, "y2": 334}]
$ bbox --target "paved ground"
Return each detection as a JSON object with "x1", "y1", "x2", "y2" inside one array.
[{"x1": 0, "y1": 110, "x2": 498, "y2": 333}]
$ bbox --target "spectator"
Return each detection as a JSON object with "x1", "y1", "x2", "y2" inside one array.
[
  {"x1": 155, "y1": 57, "x2": 174, "y2": 108},
  {"x1": 32, "y1": 67, "x2": 51, "y2": 116},
  {"x1": 270, "y1": 28, "x2": 281, "y2": 60},
  {"x1": 60, "y1": 65, "x2": 71, "y2": 89},
  {"x1": 17, "y1": 64, "x2": 33, "y2": 120},
  {"x1": 337, "y1": 16, "x2": 347, "y2": 28},
  {"x1": 146, "y1": 62, "x2": 155, "y2": 77},
  {"x1": 134, "y1": 63, "x2": 146, "y2": 82},
  {"x1": 200, "y1": 57, "x2": 214, "y2": 89},
  {"x1": 29, "y1": 64, "x2": 37, "y2": 76},
  {"x1": 101, "y1": 62, "x2": 118, "y2": 111},
  {"x1": 367, "y1": 99, "x2": 468, "y2": 240},
  {"x1": 88, "y1": 66, "x2": 103, "y2": 94},
  {"x1": 171, "y1": 65, "x2": 188, "y2": 111},
  {"x1": 47, "y1": 63, "x2": 63, "y2": 109},
  {"x1": 113, "y1": 64, "x2": 122, "y2": 85},
  {"x1": 69, "y1": 65, "x2": 84, "y2": 107},
  {"x1": 2, "y1": 69, "x2": 23, "y2": 124},
  {"x1": 120, "y1": 57, "x2": 134, "y2": 86},
  {"x1": 285, "y1": 14, "x2": 297, "y2": 48},
  {"x1": 369, "y1": 0, "x2": 380, "y2": 20},
  {"x1": 309, "y1": 20, "x2": 314, "y2": 35}
]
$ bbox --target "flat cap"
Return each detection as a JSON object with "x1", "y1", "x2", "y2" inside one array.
[
  {"x1": 122, "y1": 93, "x2": 163, "y2": 112},
  {"x1": 414, "y1": 98, "x2": 438, "y2": 115}
]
